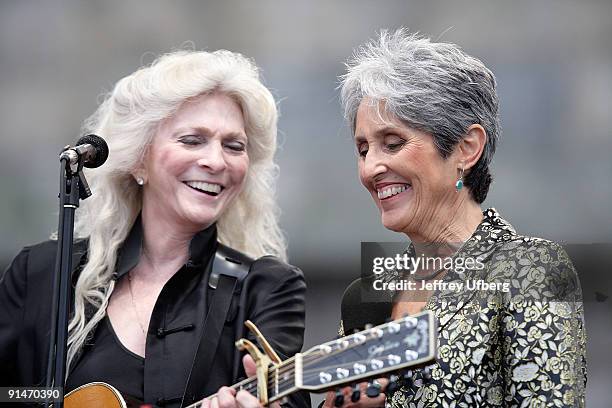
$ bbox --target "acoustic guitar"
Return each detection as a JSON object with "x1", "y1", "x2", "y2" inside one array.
[{"x1": 63, "y1": 310, "x2": 437, "y2": 407}]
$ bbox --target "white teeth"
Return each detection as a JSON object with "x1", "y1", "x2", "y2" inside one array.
[
  {"x1": 377, "y1": 185, "x2": 409, "y2": 199},
  {"x1": 185, "y1": 181, "x2": 222, "y2": 194}
]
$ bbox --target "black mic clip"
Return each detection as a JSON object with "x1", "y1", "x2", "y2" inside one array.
[
  {"x1": 58, "y1": 134, "x2": 108, "y2": 200},
  {"x1": 59, "y1": 144, "x2": 85, "y2": 167},
  {"x1": 77, "y1": 169, "x2": 92, "y2": 200},
  {"x1": 59, "y1": 145, "x2": 91, "y2": 200},
  {"x1": 59, "y1": 134, "x2": 109, "y2": 170}
]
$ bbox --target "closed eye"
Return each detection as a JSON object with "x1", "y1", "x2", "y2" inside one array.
[
  {"x1": 178, "y1": 135, "x2": 203, "y2": 146},
  {"x1": 386, "y1": 142, "x2": 405, "y2": 151},
  {"x1": 225, "y1": 141, "x2": 246, "y2": 152}
]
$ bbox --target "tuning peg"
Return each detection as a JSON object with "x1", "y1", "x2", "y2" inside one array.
[
  {"x1": 333, "y1": 390, "x2": 344, "y2": 407},
  {"x1": 350, "y1": 385, "x2": 361, "y2": 403},
  {"x1": 365, "y1": 381, "x2": 382, "y2": 398},
  {"x1": 386, "y1": 374, "x2": 400, "y2": 394}
]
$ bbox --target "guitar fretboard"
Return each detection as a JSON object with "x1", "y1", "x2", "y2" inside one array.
[
  {"x1": 187, "y1": 358, "x2": 297, "y2": 407},
  {"x1": 188, "y1": 311, "x2": 435, "y2": 406}
]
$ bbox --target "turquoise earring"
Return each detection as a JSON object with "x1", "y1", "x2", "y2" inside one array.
[{"x1": 455, "y1": 164, "x2": 464, "y2": 192}]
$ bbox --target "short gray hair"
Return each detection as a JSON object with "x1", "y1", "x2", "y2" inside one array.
[{"x1": 340, "y1": 28, "x2": 499, "y2": 203}]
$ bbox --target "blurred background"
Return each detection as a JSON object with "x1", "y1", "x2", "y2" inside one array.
[{"x1": 1, "y1": 0, "x2": 610, "y2": 405}]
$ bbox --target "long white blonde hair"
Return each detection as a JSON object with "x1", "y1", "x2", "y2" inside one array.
[{"x1": 64, "y1": 50, "x2": 285, "y2": 371}]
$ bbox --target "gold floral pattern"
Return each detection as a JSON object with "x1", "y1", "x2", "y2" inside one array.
[{"x1": 342, "y1": 209, "x2": 587, "y2": 407}]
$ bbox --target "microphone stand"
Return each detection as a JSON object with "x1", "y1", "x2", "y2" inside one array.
[{"x1": 44, "y1": 148, "x2": 92, "y2": 408}]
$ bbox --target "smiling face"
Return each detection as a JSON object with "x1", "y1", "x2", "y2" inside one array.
[
  {"x1": 138, "y1": 92, "x2": 249, "y2": 232},
  {"x1": 355, "y1": 100, "x2": 460, "y2": 239}
]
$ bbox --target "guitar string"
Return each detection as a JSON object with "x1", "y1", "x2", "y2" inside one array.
[
  {"x1": 246, "y1": 315, "x2": 424, "y2": 382},
  {"x1": 220, "y1": 356, "x2": 307, "y2": 397},
  {"x1": 272, "y1": 332, "x2": 428, "y2": 391},
  {"x1": 205, "y1": 351, "x2": 423, "y2": 406},
  {"x1": 188, "y1": 350, "x2": 394, "y2": 408},
  {"x1": 274, "y1": 325, "x2": 423, "y2": 382},
  {"x1": 252, "y1": 331, "x2": 414, "y2": 391},
  {"x1": 267, "y1": 349, "x2": 416, "y2": 392},
  {"x1": 194, "y1": 354, "x2": 427, "y2": 406},
  {"x1": 194, "y1": 316, "x2": 429, "y2": 406},
  {"x1": 207, "y1": 318, "x2": 427, "y2": 399},
  {"x1": 249, "y1": 318, "x2": 415, "y2": 382},
  {"x1": 201, "y1": 351, "x2": 427, "y2": 407}
]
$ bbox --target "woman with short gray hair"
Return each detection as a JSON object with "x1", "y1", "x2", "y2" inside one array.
[{"x1": 327, "y1": 29, "x2": 586, "y2": 408}]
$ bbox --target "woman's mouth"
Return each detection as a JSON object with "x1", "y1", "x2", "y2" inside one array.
[
  {"x1": 377, "y1": 184, "x2": 410, "y2": 200},
  {"x1": 184, "y1": 181, "x2": 224, "y2": 197}
]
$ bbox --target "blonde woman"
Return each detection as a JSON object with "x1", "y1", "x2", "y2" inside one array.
[{"x1": 0, "y1": 50, "x2": 309, "y2": 408}]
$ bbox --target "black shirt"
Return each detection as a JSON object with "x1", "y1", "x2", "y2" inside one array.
[
  {"x1": 0, "y1": 219, "x2": 310, "y2": 408},
  {"x1": 65, "y1": 316, "x2": 145, "y2": 400}
]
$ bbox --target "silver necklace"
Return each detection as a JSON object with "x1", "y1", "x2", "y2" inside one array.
[{"x1": 127, "y1": 272, "x2": 148, "y2": 335}]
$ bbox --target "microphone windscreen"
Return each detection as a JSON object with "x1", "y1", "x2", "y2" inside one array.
[
  {"x1": 76, "y1": 134, "x2": 109, "y2": 168},
  {"x1": 341, "y1": 278, "x2": 392, "y2": 334}
]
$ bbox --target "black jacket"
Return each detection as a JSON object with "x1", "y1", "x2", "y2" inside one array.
[{"x1": 0, "y1": 221, "x2": 310, "y2": 408}]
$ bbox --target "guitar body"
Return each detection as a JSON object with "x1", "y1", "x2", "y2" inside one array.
[{"x1": 64, "y1": 382, "x2": 141, "y2": 408}]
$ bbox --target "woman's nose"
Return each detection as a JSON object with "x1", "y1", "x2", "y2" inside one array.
[
  {"x1": 196, "y1": 142, "x2": 227, "y2": 173},
  {"x1": 363, "y1": 149, "x2": 387, "y2": 180}
]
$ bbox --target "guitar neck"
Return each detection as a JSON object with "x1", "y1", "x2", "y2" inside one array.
[
  {"x1": 188, "y1": 311, "x2": 436, "y2": 407},
  {"x1": 187, "y1": 356, "x2": 298, "y2": 407}
]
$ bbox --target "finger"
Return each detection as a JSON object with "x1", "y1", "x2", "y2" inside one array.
[
  {"x1": 339, "y1": 386, "x2": 354, "y2": 404},
  {"x1": 235, "y1": 389, "x2": 262, "y2": 408},
  {"x1": 323, "y1": 386, "x2": 356, "y2": 408},
  {"x1": 362, "y1": 379, "x2": 388, "y2": 396},
  {"x1": 375, "y1": 378, "x2": 389, "y2": 389},
  {"x1": 354, "y1": 381, "x2": 387, "y2": 407},
  {"x1": 368, "y1": 392, "x2": 387, "y2": 407},
  {"x1": 322, "y1": 390, "x2": 336, "y2": 408},
  {"x1": 364, "y1": 393, "x2": 386, "y2": 407},
  {"x1": 200, "y1": 397, "x2": 211, "y2": 408},
  {"x1": 242, "y1": 354, "x2": 257, "y2": 377},
  {"x1": 217, "y1": 386, "x2": 238, "y2": 408},
  {"x1": 210, "y1": 396, "x2": 219, "y2": 408}
]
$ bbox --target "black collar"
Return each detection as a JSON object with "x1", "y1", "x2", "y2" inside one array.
[{"x1": 112, "y1": 215, "x2": 217, "y2": 280}]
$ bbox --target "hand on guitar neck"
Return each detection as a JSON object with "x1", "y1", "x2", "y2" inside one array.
[
  {"x1": 201, "y1": 355, "x2": 281, "y2": 408},
  {"x1": 201, "y1": 356, "x2": 390, "y2": 408},
  {"x1": 201, "y1": 310, "x2": 436, "y2": 408}
]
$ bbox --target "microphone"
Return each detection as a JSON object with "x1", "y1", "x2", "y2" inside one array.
[
  {"x1": 341, "y1": 277, "x2": 392, "y2": 334},
  {"x1": 60, "y1": 134, "x2": 109, "y2": 168}
]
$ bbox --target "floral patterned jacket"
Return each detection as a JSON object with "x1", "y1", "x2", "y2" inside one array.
[{"x1": 341, "y1": 208, "x2": 587, "y2": 407}]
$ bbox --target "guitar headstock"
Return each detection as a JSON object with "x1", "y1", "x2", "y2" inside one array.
[{"x1": 295, "y1": 310, "x2": 437, "y2": 391}]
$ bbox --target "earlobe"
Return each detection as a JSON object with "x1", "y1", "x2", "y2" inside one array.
[{"x1": 132, "y1": 171, "x2": 147, "y2": 186}]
